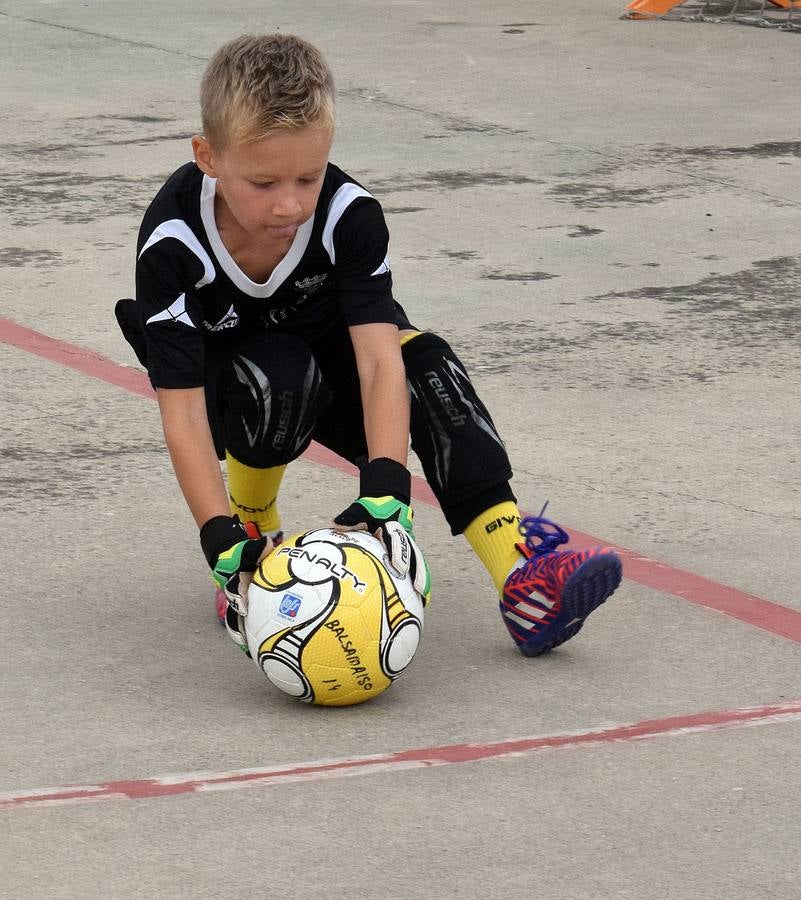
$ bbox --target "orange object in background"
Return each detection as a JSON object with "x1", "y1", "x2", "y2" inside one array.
[
  {"x1": 625, "y1": 0, "x2": 681, "y2": 15},
  {"x1": 625, "y1": 0, "x2": 800, "y2": 13}
]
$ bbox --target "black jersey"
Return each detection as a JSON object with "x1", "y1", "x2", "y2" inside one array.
[{"x1": 132, "y1": 161, "x2": 407, "y2": 389}]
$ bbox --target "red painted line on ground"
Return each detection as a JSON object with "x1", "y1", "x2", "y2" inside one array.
[
  {"x1": 0, "y1": 317, "x2": 156, "y2": 399},
  {"x1": 3, "y1": 315, "x2": 800, "y2": 643},
  {"x1": 576, "y1": 540, "x2": 801, "y2": 643},
  {"x1": 3, "y1": 700, "x2": 801, "y2": 811}
]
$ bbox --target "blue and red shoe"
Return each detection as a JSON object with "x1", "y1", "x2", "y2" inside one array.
[
  {"x1": 501, "y1": 514, "x2": 622, "y2": 657},
  {"x1": 215, "y1": 525, "x2": 283, "y2": 624}
]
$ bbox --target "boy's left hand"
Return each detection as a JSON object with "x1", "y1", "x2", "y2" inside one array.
[
  {"x1": 333, "y1": 457, "x2": 430, "y2": 604},
  {"x1": 334, "y1": 457, "x2": 413, "y2": 533},
  {"x1": 334, "y1": 494, "x2": 414, "y2": 535},
  {"x1": 334, "y1": 505, "x2": 430, "y2": 606}
]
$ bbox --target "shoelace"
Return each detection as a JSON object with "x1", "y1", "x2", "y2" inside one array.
[{"x1": 518, "y1": 502, "x2": 569, "y2": 557}]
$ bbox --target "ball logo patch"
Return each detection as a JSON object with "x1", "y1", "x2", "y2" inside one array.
[{"x1": 278, "y1": 592, "x2": 303, "y2": 619}]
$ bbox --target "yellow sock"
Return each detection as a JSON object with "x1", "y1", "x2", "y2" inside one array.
[
  {"x1": 463, "y1": 501, "x2": 524, "y2": 593},
  {"x1": 226, "y1": 452, "x2": 286, "y2": 536}
]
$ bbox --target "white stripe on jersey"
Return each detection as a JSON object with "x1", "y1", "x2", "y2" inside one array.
[
  {"x1": 200, "y1": 175, "x2": 315, "y2": 298},
  {"x1": 371, "y1": 255, "x2": 391, "y2": 276},
  {"x1": 139, "y1": 219, "x2": 215, "y2": 289},
  {"x1": 322, "y1": 184, "x2": 374, "y2": 265},
  {"x1": 145, "y1": 293, "x2": 195, "y2": 328}
]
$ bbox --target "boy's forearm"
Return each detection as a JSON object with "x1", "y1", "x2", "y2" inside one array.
[
  {"x1": 157, "y1": 387, "x2": 231, "y2": 528},
  {"x1": 350, "y1": 322, "x2": 410, "y2": 468},
  {"x1": 360, "y1": 359, "x2": 410, "y2": 467}
]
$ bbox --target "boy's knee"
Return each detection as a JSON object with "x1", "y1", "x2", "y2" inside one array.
[
  {"x1": 401, "y1": 332, "x2": 496, "y2": 438},
  {"x1": 401, "y1": 332, "x2": 456, "y2": 392},
  {"x1": 223, "y1": 333, "x2": 332, "y2": 466},
  {"x1": 402, "y1": 331, "x2": 513, "y2": 534}
]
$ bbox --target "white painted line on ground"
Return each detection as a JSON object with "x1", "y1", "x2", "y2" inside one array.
[{"x1": 2, "y1": 700, "x2": 800, "y2": 811}]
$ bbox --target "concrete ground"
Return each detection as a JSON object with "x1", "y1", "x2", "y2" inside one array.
[{"x1": 1, "y1": 1, "x2": 800, "y2": 897}]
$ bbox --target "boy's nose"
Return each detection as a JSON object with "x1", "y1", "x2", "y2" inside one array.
[{"x1": 272, "y1": 190, "x2": 303, "y2": 218}]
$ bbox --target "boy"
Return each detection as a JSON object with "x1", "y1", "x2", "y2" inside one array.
[{"x1": 115, "y1": 33, "x2": 622, "y2": 658}]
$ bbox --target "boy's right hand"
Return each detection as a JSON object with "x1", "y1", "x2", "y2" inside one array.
[{"x1": 199, "y1": 516, "x2": 270, "y2": 616}]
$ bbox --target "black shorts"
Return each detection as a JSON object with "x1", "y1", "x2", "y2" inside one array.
[
  {"x1": 117, "y1": 296, "x2": 413, "y2": 466},
  {"x1": 204, "y1": 307, "x2": 415, "y2": 466}
]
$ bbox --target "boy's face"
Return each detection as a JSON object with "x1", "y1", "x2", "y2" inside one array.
[{"x1": 193, "y1": 125, "x2": 333, "y2": 242}]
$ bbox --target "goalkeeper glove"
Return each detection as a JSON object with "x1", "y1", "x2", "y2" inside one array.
[
  {"x1": 199, "y1": 515, "x2": 269, "y2": 616},
  {"x1": 334, "y1": 458, "x2": 430, "y2": 605}
]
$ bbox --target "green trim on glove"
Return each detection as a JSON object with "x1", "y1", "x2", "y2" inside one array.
[
  {"x1": 418, "y1": 557, "x2": 432, "y2": 607},
  {"x1": 354, "y1": 495, "x2": 414, "y2": 535},
  {"x1": 211, "y1": 540, "x2": 249, "y2": 589}
]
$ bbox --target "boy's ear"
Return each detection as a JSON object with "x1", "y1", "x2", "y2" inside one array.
[{"x1": 192, "y1": 135, "x2": 217, "y2": 177}]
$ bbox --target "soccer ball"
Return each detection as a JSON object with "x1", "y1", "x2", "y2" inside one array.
[{"x1": 244, "y1": 528, "x2": 425, "y2": 706}]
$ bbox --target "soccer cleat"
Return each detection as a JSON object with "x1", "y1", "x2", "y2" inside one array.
[
  {"x1": 215, "y1": 526, "x2": 283, "y2": 624},
  {"x1": 214, "y1": 586, "x2": 230, "y2": 624},
  {"x1": 500, "y1": 514, "x2": 622, "y2": 657}
]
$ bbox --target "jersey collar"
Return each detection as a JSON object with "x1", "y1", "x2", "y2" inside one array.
[{"x1": 200, "y1": 175, "x2": 315, "y2": 298}]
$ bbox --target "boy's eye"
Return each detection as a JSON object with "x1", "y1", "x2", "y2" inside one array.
[{"x1": 250, "y1": 181, "x2": 273, "y2": 189}]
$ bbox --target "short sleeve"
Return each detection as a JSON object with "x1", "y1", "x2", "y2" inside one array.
[
  {"x1": 332, "y1": 199, "x2": 397, "y2": 327},
  {"x1": 135, "y1": 234, "x2": 208, "y2": 389}
]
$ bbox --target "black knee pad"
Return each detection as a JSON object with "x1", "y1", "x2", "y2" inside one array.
[
  {"x1": 402, "y1": 332, "x2": 514, "y2": 533},
  {"x1": 219, "y1": 333, "x2": 332, "y2": 467}
]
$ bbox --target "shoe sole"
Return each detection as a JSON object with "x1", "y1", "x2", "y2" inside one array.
[{"x1": 519, "y1": 553, "x2": 623, "y2": 657}]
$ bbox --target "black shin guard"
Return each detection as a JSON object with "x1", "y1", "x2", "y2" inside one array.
[
  {"x1": 402, "y1": 332, "x2": 515, "y2": 534},
  {"x1": 215, "y1": 333, "x2": 332, "y2": 467}
]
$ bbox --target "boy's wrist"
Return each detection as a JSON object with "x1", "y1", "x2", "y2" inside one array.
[
  {"x1": 360, "y1": 457, "x2": 411, "y2": 504},
  {"x1": 199, "y1": 515, "x2": 247, "y2": 568}
]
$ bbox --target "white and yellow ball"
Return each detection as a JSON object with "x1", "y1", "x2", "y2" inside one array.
[{"x1": 245, "y1": 528, "x2": 425, "y2": 706}]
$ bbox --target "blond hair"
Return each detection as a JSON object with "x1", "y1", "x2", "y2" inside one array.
[{"x1": 200, "y1": 34, "x2": 335, "y2": 148}]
